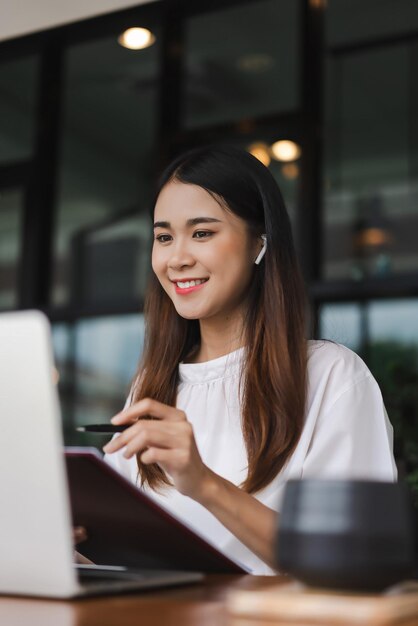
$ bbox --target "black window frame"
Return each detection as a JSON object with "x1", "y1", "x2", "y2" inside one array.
[{"x1": 1, "y1": 0, "x2": 417, "y2": 327}]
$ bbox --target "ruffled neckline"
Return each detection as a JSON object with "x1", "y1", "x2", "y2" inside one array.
[{"x1": 178, "y1": 347, "x2": 245, "y2": 384}]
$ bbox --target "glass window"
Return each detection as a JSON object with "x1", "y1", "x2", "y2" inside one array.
[
  {"x1": 327, "y1": 0, "x2": 418, "y2": 48},
  {"x1": 323, "y1": 42, "x2": 418, "y2": 279},
  {"x1": 0, "y1": 187, "x2": 23, "y2": 308},
  {"x1": 319, "y1": 299, "x2": 418, "y2": 501},
  {"x1": 0, "y1": 56, "x2": 39, "y2": 164},
  {"x1": 183, "y1": 0, "x2": 300, "y2": 129},
  {"x1": 318, "y1": 302, "x2": 362, "y2": 351},
  {"x1": 51, "y1": 29, "x2": 159, "y2": 307},
  {"x1": 70, "y1": 212, "x2": 152, "y2": 307},
  {"x1": 52, "y1": 314, "x2": 145, "y2": 447},
  {"x1": 319, "y1": 299, "x2": 418, "y2": 353}
]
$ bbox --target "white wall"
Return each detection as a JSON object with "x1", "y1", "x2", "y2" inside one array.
[{"x1": 0, "y1": 0, "x2": 156, "y2": 42}]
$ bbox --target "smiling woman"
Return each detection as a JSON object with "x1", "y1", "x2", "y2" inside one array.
[
  {"x1": 103, "y1": 145, "x2": 397, "y2": 575},
  {"x1": 152, "y1": 181, "x2": 260, "y2": 329}
]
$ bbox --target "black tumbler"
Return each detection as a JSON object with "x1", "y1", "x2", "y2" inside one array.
[{"x1": 276, "y1": 479, "x2": 416, "y2": 591}]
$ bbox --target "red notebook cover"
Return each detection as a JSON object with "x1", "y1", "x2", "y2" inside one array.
[{"x1": 65, "y1": 449, "x2": 248, "y2": 574}]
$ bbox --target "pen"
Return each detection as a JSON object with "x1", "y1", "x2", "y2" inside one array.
[{"x1": 76, "y1": 424, "x2": 130, "y2": 433}]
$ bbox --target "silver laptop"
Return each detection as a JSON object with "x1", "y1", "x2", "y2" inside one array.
[{"x1": 0, "y1": 310, "x2": 201, "y2": 598}]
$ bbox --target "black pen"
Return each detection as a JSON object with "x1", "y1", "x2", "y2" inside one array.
[{"x1": 76, "y1": 424, "x2": 130, "y2": 433}]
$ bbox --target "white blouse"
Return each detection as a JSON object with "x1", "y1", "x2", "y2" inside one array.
[{"x1": 104, "y1": 340, "x2": 397, "y2": 575}]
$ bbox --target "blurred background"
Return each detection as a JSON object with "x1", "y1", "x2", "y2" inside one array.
[{"x1": 0, "y1": 0, "x2": 417, "y2": 507}]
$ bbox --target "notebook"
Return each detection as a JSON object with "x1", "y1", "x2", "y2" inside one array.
[
  {"x1": 64, "y1": 448, "x2": 247, "y2": 574},
  {"x1": 0, "y1": 310, "x2": 205, "y2": 598}
]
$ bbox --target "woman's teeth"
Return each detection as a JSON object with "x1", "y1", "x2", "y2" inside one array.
[{"x1": 176, "y1": 279, "x2": 208, "y2": 288}]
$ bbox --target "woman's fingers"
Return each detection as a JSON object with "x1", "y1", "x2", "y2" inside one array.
[
  {"x1": 72, "y1": 527, "x2": 94, "y2": 564},
  {"x1": 73, "y1": 526, "x2": 87, "y2": 545},
  {"x1": 102, "y1": 399, "x2": 206, "y2": 500},
  {"x1": 111, "y1": 398, "x2": 186, "y2": 425},
  {"x1": 74, "y1": 550, "x2": 94, "y2": 565},
  {"x1": 103, "y1": 421, "x2": 183, "y2": 456},
  {"x1": 122, "y1": 425, "x2": 181, "y2": 459},
  {"x1": 140, "y1": 447, "x2": 174, "y2": 466}
]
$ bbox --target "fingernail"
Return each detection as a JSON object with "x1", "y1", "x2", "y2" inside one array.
[{"x1": 111, "y1": 414, "x2": 121, "y2": 424}]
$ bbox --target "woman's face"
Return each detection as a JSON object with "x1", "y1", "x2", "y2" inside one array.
[{"x1": 152, "y1": 180, "x2": 260, "y2": 323}]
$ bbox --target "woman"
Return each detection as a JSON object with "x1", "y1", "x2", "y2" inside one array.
[{"x1": 103, "y1": 145, "x2": 396, "y2": 575}]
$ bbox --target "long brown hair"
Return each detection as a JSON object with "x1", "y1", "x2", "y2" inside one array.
[{"x1": 132, "y1": 145, "x2": 307, "y2": 494}]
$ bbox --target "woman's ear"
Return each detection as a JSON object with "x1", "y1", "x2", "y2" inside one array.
[{"x1": 254, "y1": 234, "x2": 267, "y2": 265}]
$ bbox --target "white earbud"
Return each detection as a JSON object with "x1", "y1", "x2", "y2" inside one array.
[{"x1": 254, "y1": 234, "x2": 267, "y2": 265}]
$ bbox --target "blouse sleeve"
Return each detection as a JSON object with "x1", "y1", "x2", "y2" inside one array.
[{"x1": 302, "y1": 373, "x2": 398, "y2": 482}]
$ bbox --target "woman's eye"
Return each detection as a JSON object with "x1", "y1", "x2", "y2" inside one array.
[
  {"x1": 193, "y1": 231, "x2": 213, "y2": 239},
  {"x1": 155, "y1": 234, "x2": 171, "y2": 243}
]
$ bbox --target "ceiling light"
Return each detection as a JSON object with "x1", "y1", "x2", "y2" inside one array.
[
  {"x1": 310, "y1": 0, "x2": 327, "y2": 9},
  {"x1": 248, "y1": 142, "x2": 271, "y2": 167},
  {"x1": 354, "y1": 228, "x2": 392, "y2": 248},
  {"x1": 281, "y1": 163, "x2": 299, "y2": 180},
  {"x1": 271, "y1": 140, "x2": 301, "y2": 162},
  {"x1": 118, "y1": 27, "x2": 155, "y2": 50},
  {"x1": 237, "y1": 54, "x2": 274, "y2": 73}
]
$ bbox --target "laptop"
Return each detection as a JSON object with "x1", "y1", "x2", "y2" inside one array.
[{"x1": 0, "y1": 310, "x2": 203, "y2": 598}]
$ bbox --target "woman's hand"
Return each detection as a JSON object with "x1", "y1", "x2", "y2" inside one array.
[
  {"x1": 73, "y1": 526, "x2": 87, "y2": 546},
  {"x1": 102, "y1": 398, "x2": 211, "y2": 500},
  {"x1": 73, "y1": 526, "x2": 94, "y2": 565},
  {"x1": 103, "y1": 399, "x2": 277, "y2": 568}
]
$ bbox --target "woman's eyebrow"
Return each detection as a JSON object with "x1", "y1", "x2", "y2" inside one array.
[{"x1": 153, "y1": 217, "x2": 222, "y2": 229}]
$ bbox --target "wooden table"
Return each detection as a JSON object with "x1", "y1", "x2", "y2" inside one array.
[{"x1": 0, "y1": 574, "x2": 288, "y2": 626}]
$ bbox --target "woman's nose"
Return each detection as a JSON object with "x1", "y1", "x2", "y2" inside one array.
[{"x1": 167, "y1": 242, "x2": 196, "y2": 270}]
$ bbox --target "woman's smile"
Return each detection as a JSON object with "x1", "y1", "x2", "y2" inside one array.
[{"x1": 173, "y1": 278, "x2": 209, "y2": 295}]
